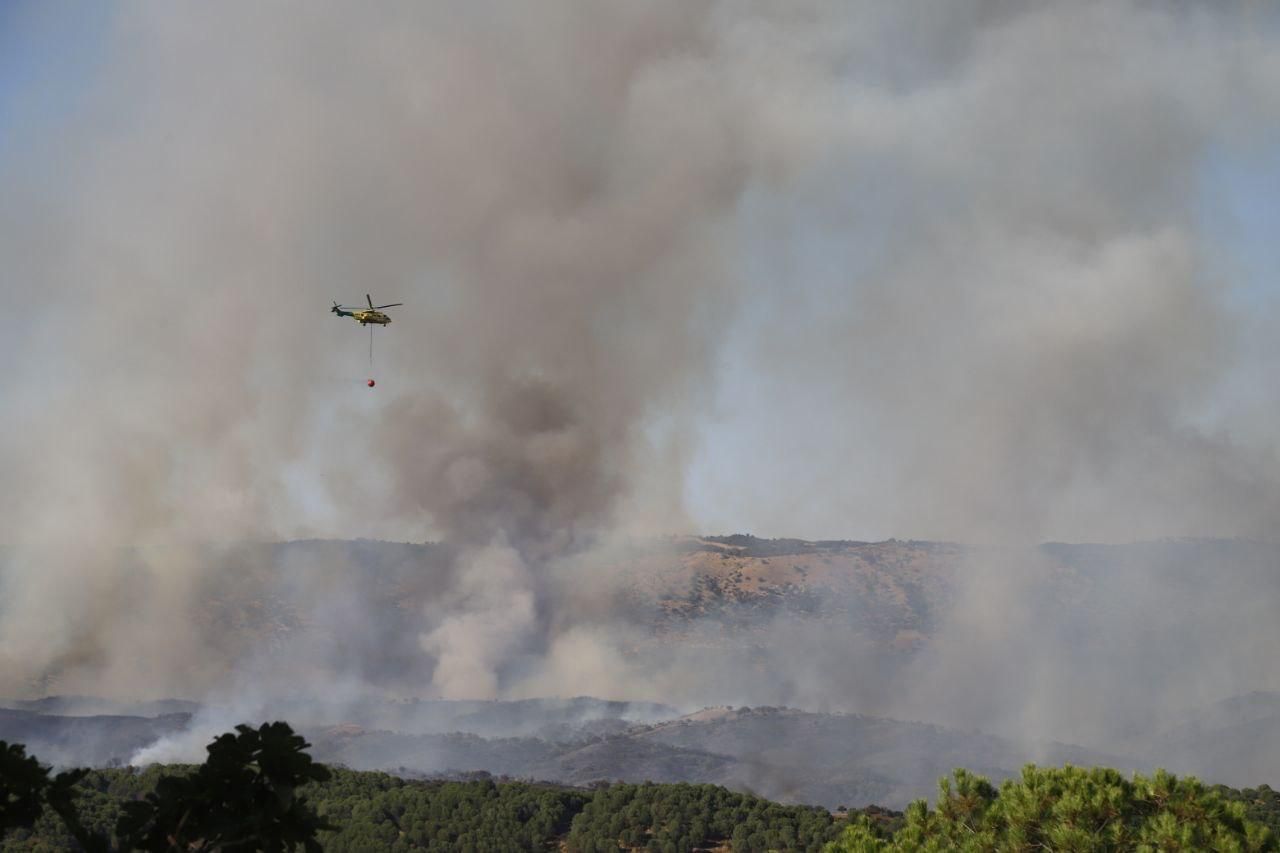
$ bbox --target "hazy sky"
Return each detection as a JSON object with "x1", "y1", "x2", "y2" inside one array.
[
  {"x1": 8, "y1": 2, "x2": 1280, "y2": 724},
  {"x1": 3, "y1": 1, "x2": 1280, "y2": 545},
  {"x1": 688, "y1": 139, "x2": 1280, "y2": 540}
]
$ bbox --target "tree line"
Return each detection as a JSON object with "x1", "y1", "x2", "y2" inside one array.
[
  {"x1": 0, "y1": 724, "x2": 862, "y2": 852},
  {"x1": 3, "y1": 723, "x2": 1279, "y2": 851}
]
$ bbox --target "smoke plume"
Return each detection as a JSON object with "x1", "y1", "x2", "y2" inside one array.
[{"x1": 2, "y1": 1, "x2": 1280, "y2": 771}]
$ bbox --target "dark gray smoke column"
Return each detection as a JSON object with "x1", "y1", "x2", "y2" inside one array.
[
  {"x1": 335, "y1": 5, "x2": 753, "y2": 696},
  {"x1": 0, "y1": 1, "x2": 752, "y2": 699}
]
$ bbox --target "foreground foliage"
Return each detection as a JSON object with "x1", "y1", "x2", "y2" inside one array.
[
  {"x1": 566, "y1": 781, "x2": 846, "y2": 852},
  {"x1": 3, "y1": 768, "x2": 857, "y2": 852},
  {"x1": 828, "y1": 765, "x2": 1277, "y2": 852},
  {"x1": 1218, "y1": 784, "x2": 1280, "y2": 839},
  {"x1": 1, "y1": 723, "x2": 331, "y2": 852},
  {"x1": 115, "y1": 722, "x2": 332, "y2": 852},
  {"x1": 0, "y1": 741, "x2": 94, "y2": 847}
]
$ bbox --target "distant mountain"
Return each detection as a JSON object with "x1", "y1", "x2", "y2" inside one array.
[
  {"x1": 0, "y1": 707, "x2": 190, "y2": 767},
  {"x1": 1141, "y1": 692, "x2": 1280, "y2": 784},
  {"x1": 299, "y1": 703, "x2": 1129, "y2": 809},
  {"x1": 24, "y1": 536, "x2": 1280, "y2": 698},
  {"x1": 0, "y1": 696, "x2": 1126, "y2": 809},
  {"x1": 624, "y1": 536, "x2": 963, "y2": 650},
  {"x1": 2, "y1": 696, "x2": 200, "y2": 717},
  {"x1": 7, "y1": 536, "x2": 1280, "y2": 807}
]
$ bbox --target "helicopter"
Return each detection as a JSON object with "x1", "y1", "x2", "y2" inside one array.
[{"x1": 331, "y1": 294, "x2": 403, "y2": 326}]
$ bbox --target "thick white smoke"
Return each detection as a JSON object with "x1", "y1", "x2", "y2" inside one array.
[{"x1": 1, "y1": 3, "x2": 1279, "y2": 754}]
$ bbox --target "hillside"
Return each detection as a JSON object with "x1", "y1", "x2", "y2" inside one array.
[
  {"x1": 20, "y1": 536, "x2": 1280, "y2": 691},
  {"x1": 0, "y1": 698, "x2": 1125, "y2": 809},
  {"x1": 7, "y1": 536, "x2": 1280, "y2": 807},
  {"x1": 315, "y1": 705, "x2": 1131, "y2": 808},
  {"x1": 1143, "y1": 693, "x2": 1280, "y2": 785},
  {"x1": 0, "y1": 708, "x2": 190, "y2": 768},
  {"x1": 611, "y1": 536, "x2": 963, "y2": 651}
]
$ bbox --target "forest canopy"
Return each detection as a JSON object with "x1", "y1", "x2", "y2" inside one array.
[{"x1": 4, "y1": 727, "x2": 1280, "y2": 852}]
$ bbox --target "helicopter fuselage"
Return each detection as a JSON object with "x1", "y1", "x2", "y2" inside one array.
[
  {"x1": 333, "y1": 295, "x2": 401, "y2": 325},
  {"x1": 337, "y1": 309, "x2": 391, "y2": 325}
]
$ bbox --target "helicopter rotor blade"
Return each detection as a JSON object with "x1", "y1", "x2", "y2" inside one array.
[
  {"x1": 367, "y1": 294, "x2": 374, "y2": 309},
  {"x1": 372, "y1": 303, "x2": 403, "y2": 309}
]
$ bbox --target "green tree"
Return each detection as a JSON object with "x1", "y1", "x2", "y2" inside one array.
[
  {"x1": 115, "y1": 722, "x2": 333, "y2": 852},
  {"x1": 827, "y1": 765, "x2": 1277, "y2": 853},
  {"x1": 0, "y1": 740, "x2": 104, "y2": 851},
  {"x1": 3, "y1": 724, "x2": 335, "y2": 852}
]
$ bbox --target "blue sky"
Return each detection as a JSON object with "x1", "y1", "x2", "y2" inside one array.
[
  {"x1": 0, "y1": 1, "x2": 110, "y2": 161},
  {"x1": 1200, "y1": 139, "x2": 1280, "y2": 309}
]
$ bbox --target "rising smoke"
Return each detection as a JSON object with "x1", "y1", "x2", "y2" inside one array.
[{"x1": 3, "y1": 1, "x2": 1280, "y2": 765}]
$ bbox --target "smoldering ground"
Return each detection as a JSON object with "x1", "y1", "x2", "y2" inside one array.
[{"x1": 3, "y1": 1, "x2": 1280, "y2": 781}]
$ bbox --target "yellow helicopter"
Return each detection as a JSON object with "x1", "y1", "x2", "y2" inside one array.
[{"x1": 331, "y1": 294, "x2": 403, "y2": 326}]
